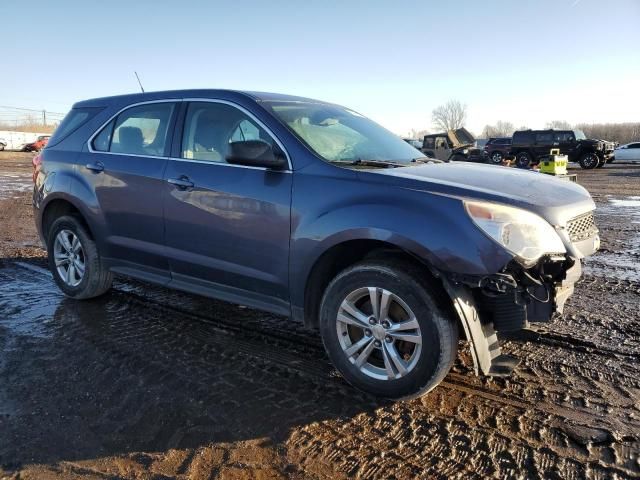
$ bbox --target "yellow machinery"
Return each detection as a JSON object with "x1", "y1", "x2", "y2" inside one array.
[{"x1": 539, "y1": 148, "x2": 568, "y2": 175}]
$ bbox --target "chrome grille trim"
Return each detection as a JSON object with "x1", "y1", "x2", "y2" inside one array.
[{"x1": 567, "y1": 212, "x2": 597, "y2": 242}]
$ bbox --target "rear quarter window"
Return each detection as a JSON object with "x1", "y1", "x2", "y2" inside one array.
[
  {"x1": 47, "y1": 107, "x2": 103, "y2": 147},
  {"x1": 512, "y1": 132, "x2": 532, "y2": 145}
]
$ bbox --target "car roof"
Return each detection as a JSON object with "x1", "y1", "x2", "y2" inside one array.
[{"x1": 73, "y1": 89, "x2": 329, "y2": 108}]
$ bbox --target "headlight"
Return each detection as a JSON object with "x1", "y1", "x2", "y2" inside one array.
[{"x1": 464, "y1": 200, "x2": 566, "y2": 265}]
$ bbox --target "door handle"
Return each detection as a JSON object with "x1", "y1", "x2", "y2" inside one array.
[
  {"x1": 167, "y1": 176, "x2": 194, "y2": 189},
  {"x1": 85, "y1": 161, "x2": 104, "y2": 173}
]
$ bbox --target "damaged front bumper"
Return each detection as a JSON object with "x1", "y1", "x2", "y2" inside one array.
[{"x1": 441, "y1": 253, "x2": 586, "y2": 377}]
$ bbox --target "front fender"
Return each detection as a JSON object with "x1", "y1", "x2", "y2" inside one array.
[{"x1": 289, "y1": 172, "x2": 513, "y2": 309}]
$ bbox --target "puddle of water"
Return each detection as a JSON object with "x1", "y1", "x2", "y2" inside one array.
[
  {"x1": 595, "y1": 196, "x2": 640, "y2": 224},
  {"x1": 0, "y1": 172, "x2": 32, "y2": 200},
  {"x1": 608, "y1": 198, "x2": 640, "y2": 208},
  {"x1": 586, "y1": 195, "x2": 640, "y2": 280}
]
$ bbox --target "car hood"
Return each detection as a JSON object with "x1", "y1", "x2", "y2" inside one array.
[
  {"x1": 449, "y1": 128, "x2": 475, "y2": 147},
  {"x1": 360, "y1": 162, "x2": 595, "y2": 226}
]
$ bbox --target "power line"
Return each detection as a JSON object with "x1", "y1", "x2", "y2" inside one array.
[{"x1": 0, "y1": 105, "x2": 66, "y2": 115}]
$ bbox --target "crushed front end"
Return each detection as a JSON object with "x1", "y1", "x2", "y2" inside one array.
[{"x1": 442, "y1": 204, "x2": 599, "y2": 376}]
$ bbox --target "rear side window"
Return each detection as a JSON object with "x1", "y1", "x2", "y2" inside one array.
[
  {"x1": 92, "y1": 102, "x2": 175, "y2": 156},
  {"x1": 512, "y1": 132, "x2": 532, "y2": 144},
  {"x1": 535, "y1": 132, "x2": 553, "y2": 144},
  {"x1": 48, "y1": 107, "x2": 102, "y2": 147}
]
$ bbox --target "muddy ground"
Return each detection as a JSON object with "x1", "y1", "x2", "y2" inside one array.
[{"x1": 0, "y1": 151, "x2": 638, "y2": 479}]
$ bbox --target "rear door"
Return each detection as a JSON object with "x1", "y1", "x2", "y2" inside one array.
[
  {"x1": 534, "y1": 132, "x2": 553, "y2": 160},
  {"x1": 162, "y1": 100, "x2": 292, "y2": 312},
  {"x1": 619, "y1": 143, "x2": 640, "y2": 161},
  {"x1": 83, "y1": 101, "x2": 178, "y2": 280}
]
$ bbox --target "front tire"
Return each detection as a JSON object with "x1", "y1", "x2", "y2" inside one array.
[
  {"x1": 489, "y1": 151, "x2": 504, "y2": 165},
  {"x1": 515, "y1": 151, "x2": 532, "y2": 168},
  {"x1": 579, "y1": 152, "x2": 599, "y2": 169},
  {"x1": 319, "y1": 259, "x2": 459, "y2": 400},
  {"x1": 47, "y1": 215, "x2": 113, "y2": 299}
]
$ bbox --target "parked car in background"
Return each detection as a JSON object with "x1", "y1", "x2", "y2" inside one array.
[
  {"x1": 34, "y1": 89, "x2": 599, "y2": 399},
  {"x1": 614, "y1": 142, "x2": 640, "y2": 162},
  {"x1": 0, "y1": 138, "x2": 7, "y2": 151},
  {"x1": 483, "y1": 137, "x2": 512, "y2": 164},
  {"x1": 510, "y1": 129, "x2": 615, "y2": 169},
  {"x1": 22, "y1": 135, "x2": 50, "y2": 152},
  {"x1": 422, "y1": 128, "x2": 483, "y2": 162},
  {"x1": 403, "y1": 138, "x2": 423, "y2": 149}
]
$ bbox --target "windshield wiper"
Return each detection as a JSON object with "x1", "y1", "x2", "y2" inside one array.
[
  {"x1": 331, "y1": 159, "x2": 405, "y2": 168},
  {"x1": 412, "y1": 156, "x2": 443, "y2": 164}
]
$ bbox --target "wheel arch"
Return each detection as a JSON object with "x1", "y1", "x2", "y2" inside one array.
[
  {"x1": 299, "y1": 237, "x2": 457, "y2": 331},
  {"x1": 40, "y1": 195, "x2": 96, "y2": 246}
]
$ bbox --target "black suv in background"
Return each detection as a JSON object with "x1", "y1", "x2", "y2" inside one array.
[
  {"x1": 510, "y1": 129, "x2": 615, "y2": 169},
  {"x1": 483, "y1": 137, "x2": 512, "y2": 164}
]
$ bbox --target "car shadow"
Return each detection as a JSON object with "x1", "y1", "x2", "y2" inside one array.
[{"x1": 0, "y1": 257, "x2": 387, "y2": 468}]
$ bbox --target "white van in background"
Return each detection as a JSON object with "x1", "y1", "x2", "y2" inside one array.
[{"x1": 0, "y1": 130, "x2": 51, "y2": 151}]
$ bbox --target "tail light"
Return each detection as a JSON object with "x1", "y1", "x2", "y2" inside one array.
[{"x1": 32, "y1": 153, "x2": 42, "y2": 183}]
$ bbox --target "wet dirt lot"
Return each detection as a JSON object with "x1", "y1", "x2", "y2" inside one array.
[{"x1": 0, "y1": 151, "x2": 638, "y2": 479}]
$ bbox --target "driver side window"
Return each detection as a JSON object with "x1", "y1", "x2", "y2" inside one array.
[{"x1": 181, "y1": 102, "x2": 274, "y2": 163}]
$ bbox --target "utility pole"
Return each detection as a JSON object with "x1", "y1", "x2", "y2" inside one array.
[{"x1": 42, "y1": 110, "x2": 47, "y2": 126}]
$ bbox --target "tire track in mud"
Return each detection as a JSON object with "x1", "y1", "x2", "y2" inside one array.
[
  {"x1": 11, "y1": 261, "x2": 638, "y2": 429},
  {"x1": 4, "y1": 261, "x2": 639, "y2": 478}
]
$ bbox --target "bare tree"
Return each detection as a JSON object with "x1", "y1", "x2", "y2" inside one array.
[
  {"x1": 546, "y1": 120, "x2": 571, "y2": 129},
  {"x1": 481, "y1": 120, "x2": 515, "y2": 138},
  {"x1": 431, "y1": 100, "x2": 467, "y2": 131},
  {"x1": 575, "y1": 122, "x2": 640, "y2": 144},
  {"x1": 408, "y1": 128, "x2": 430, "y2": 140}
]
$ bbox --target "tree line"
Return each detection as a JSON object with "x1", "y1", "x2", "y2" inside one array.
[{"x1": 412, "y1": 99, "x2": 639, "y2": 144}]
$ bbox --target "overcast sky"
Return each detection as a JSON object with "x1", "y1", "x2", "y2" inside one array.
[{"x1": 2, "y1": 0, "x2": 639, "y2": 135}]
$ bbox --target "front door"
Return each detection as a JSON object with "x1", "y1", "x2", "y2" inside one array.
[
  {"x1": 82, "y1": 101, "x2": 177, "y2": 280},
  {"x1": 163, "y1": 100, "x2": 292, "y2": 313},
  {"x1": 434, "y1": 136, "x2": 451, "y2": 161},
  {"x1": 554, "y1": 131, "x2": 575, "y2": 157}
]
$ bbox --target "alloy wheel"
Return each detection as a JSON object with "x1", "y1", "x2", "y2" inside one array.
[
  {"x1": 336, "y1": 287, "x2": 422, "y2": 381},
  {"x1": 582, "y1": 153, "x2": 598, "y2": 168},
  {"x1": 53, "y1": 229, "x2": 85, "y2": 287}
]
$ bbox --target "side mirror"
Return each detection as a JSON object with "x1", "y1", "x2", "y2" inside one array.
[{"x1": 226, "y1": 140, "x2": 287, "y2": 170}]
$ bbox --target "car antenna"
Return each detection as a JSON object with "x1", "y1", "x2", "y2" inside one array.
[{"x1": 134, "y1": 71, "x2": 145, "y2": 93}]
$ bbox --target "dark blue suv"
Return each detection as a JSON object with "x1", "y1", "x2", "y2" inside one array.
[{"x1": 34, "y1": 90, "x2": 599, "y2": 399}]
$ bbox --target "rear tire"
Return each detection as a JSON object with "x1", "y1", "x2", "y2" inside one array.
[
  {"x1": 319, "y1": 259, "x2": 459, "y2": 400},
  {"x1": 489, "y1": 151, "x2": 503, "y2": 165},
  {"x1": 579, "y1": 152, "x2": 599, "y2": 169},
  {"x1": 596, "y1": 156, "x2": 606, "y2": 168},
  {"x1": 47, "y1": 215, "x2": 113, "y2": 299},
  {"x1": 515, "y1": 151, "x2": 532, "y2": 168}
]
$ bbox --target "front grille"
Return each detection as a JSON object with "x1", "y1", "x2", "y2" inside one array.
[{"x1": 567, "y1": 212, "x2": 597, "y2": 242}]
